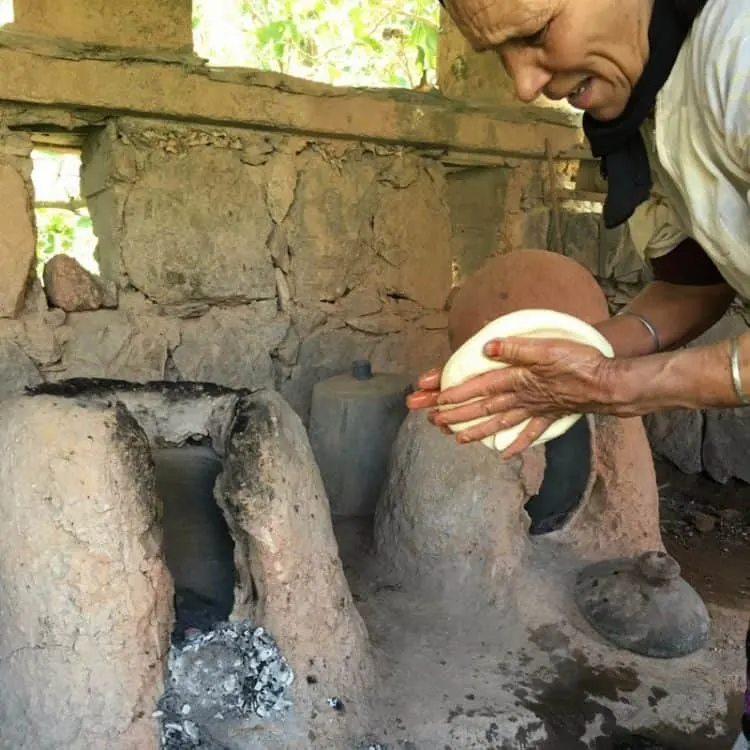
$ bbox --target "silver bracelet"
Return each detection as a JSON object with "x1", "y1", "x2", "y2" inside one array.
[
  {"x1": 729, "y1": 336, "x2": 750, "y2": 404},
  {"x1": 618, "y1": 311, "x2": 661, "y2": 353}
]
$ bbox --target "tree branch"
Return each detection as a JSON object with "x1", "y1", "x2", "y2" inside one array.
[{"x1": 35, "y1": 199, "x2": 87, "y2": 213}]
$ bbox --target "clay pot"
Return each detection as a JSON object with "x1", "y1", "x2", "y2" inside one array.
[
  {"x1": 444, "y1": 248, "x2": 663, "y2": 558},
  {"x1": 447, "y1": 249, "x2": 609, "y2": 350}
]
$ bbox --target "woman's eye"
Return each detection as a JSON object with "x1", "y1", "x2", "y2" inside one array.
[{"x1": 520, "y1": 22, "x2": 550, "y2": 48}]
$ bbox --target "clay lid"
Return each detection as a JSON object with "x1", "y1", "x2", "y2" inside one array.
[
  {"x1": 573, "y1": 551, "x2": 710, "y2": 658},
  {"x1": 448, "y1": 250, "x2": 610, "y2": 350}
]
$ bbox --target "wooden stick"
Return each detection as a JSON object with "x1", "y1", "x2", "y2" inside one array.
[{"x1": 545, "y1": 138, "x2": 564, "y2": 253}]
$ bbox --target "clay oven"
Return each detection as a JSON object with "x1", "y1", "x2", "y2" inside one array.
[{"x1": 0, "y1": 381, "x2": 372, "y2": 750}]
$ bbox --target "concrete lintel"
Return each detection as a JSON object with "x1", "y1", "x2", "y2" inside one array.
[
  {"x1": 0, "y1": 32, "x2": 587, "y2": 160},
  {"x1": 9, "y1": 0, "x2": 193, "y2": 52}
]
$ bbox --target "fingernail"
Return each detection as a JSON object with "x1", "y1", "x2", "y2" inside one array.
[
  {"x1": 457, "y1": 433, "x2": 471, "y2": 444},
  {"x1": 483, "y1": 341, "x2": 500, "y2": 356}
]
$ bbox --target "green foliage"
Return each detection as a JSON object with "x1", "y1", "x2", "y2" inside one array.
[
  {"x1": 35, "y1": 210, "x2": 95, "y2": 276},
  {"x1": 193, "y1": 0, "x2": 439, "y2": 89},
  {"x1": 31, "y1": 149, "x2": 99, "y2": 278}
]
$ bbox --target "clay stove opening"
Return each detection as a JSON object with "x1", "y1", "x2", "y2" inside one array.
[
  {"x1": 524, "y1": 417, "x2": 592, "y2": 535},
  {"x1": 151, "y1": 439, "x2": 236, "y2": 642},
  {"x1": 33, "y1": 379, "x2": 252, "y2": 641},
  {"x1": 109, "y1": 382, "x2": 247, "y2": 639}
]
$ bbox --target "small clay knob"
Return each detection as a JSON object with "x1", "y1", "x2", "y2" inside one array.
[
  {"x1": 351, "y1": 359, "x2": 373, "y2": 380},
  {"x1": 636, "y1": 550, "x2": 681, "y2": 585}
]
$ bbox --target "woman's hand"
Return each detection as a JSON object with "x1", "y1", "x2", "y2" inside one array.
[{"x1": 407, "y1": 336, "x2": 633, "y2": 457}]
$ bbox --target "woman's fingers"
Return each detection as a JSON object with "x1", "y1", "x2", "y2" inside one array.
[
  {"x1": 406, "y1": 389, "x2": 441, "y2": 410},
  {"x1": 415, "y1": 367, "x2": 442, "y2": 391},
  {"x1": 500, "y1": 416, "x2": 556, "y2": 458},
  {"x1": 483, "y1": 336, "x2": 580, "y2": 364},
  {"x1": 429, "y1": 393, "x2": 519, "y2": 426},
  {"x1": 453, "y1": 408, "x2": 531, "y2": 444},
  {"x1": 436, "y1": 367, "x2": 519, "y2": 406}
]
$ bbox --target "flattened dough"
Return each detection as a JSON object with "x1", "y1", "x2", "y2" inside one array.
[{"x1": 440, "y1": 309, "x2": 615, "y2": 452}]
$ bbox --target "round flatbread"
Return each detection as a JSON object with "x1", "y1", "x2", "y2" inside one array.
[{"x1": 439, "y1": 309, "x2": 615, "y2": 452}]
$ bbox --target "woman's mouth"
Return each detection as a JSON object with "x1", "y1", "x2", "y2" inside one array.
[{"x1": 567, "y1": 78, "x2": 594, "y2": 109}]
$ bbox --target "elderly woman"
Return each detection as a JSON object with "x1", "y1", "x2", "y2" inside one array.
[{"x1": 408, "y1": 0, "x2": 750, "y2": 742}]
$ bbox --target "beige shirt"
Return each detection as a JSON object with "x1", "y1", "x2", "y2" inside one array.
[{"x1": 628, "y1": 0, "x2": 750, "y2": 296}]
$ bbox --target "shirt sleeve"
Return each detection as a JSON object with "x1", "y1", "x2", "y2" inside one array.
[
  {"x1": 707, "y1": 12, "x2": 750, "y2": 253},
  {"x1": 626, "y1": 193, "x2": 688, "y2": 262},
  {"x1": 721, "y1": 31, "x2": 750, "y2": 179}
]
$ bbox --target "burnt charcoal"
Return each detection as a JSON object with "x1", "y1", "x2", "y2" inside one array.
[
  {"x1": 26, "y1": 377, "x2": 243, "y2": 400},
  {"x1": 158, "y1": 619, "x2": 294, "y2": 749},
  {"x1": 612, "y1": 732, "x2": 681, "y2": 749},
  {"x1": 172, "y1": 589, "x2": 228, "y2": 644}
]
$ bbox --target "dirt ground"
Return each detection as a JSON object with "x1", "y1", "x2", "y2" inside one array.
[
  {"x1": 655, "y1": 457, "x2": 750, "y2": 748},
  {"x1": 656, "y1": 457, "x2": 750, "y2": 614}
]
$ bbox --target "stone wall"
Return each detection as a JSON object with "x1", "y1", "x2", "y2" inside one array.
[
  {"x1": 0, "y1": 118, "x2": 465, "y2": 422},
  {"x1": 0, "y1": 7, "x2": 588, "y2": 426}
]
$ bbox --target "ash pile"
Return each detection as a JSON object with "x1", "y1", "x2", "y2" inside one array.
[{"x1": 156, "y1": 620, "x2": 294, "y2": 749}]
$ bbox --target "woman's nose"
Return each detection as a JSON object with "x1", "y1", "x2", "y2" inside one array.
[{"x1": 502, "y1": 50, "x2": 553, "y2": 103}]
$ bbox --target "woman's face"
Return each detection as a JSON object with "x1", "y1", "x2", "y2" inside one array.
[{"x1": 444, "y1": 0, "x2": 653, "y2": 120}]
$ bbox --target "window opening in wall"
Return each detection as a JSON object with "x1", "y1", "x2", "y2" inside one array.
[
  {"x1": 192, "y1": 0, "x2": 439, "y2": 89},
  {"x1": 0, "y1": 0, "x2": 12, "y2": 26},
  {"x1": 30, "y1": 146, "x2": 99, "y2": 279}
]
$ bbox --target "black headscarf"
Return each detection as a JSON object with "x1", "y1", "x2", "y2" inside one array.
[
  {"x1": 438, "y1": 0, "x2": 709, "y2": 228},
  {"x1": 583, "y1": 0, "x2": 709, "y2": 228}
]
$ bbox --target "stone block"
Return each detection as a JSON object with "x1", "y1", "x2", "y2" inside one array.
[
  {"x1": 553, "y1": 209, "x2": 601, "y2": 276},
  {"x1": 644, "y1": 410, "x2": 704, "y2": 475},
  {"x1": 11, "y1": 0, "x2": 194, "y2": 52},
  {"x1": 84, "y1": 129, "x2": 276, "y2": 304},
  {"x1": 0, "y1": 163, "x2": 35, "y2": 318},
  {"x1": 446, "y1": 166, "x2": 509, "y2": 279},
  {"x1": 0, "y1": 337, "x2": 42, "y2": 397},
  {"x1": 286, "y1": 150, "x2": 451, "y2": 309},
  {"x1": 371, "y1": 170, "x2": 453, "y2": 309},
  {"x1": 21, "y1": 315, "x2": 63, "y2": 367},
  {"x1": 59, "y1": 309, "x2": 176, "y2": 381},
  {"x1": 521, "y1": 208, "x2": 551, "y2": 251},
  {"x1": 703, "y1": 409, "x2": 750, "y2": 484},
  {"x1": 122, "y1": 147, "x2": 275, "y2": 303},
  {"x1": 172, "y1": 304, "x2": 290, "y2": 391},
  {"x1": 43, "y1": 253, "x2": 104, "y2": 312},
  {"x1": 0, "y1": 395, "x2": 172, "y2": 749},
  {"x1": 285, "y1": 150, "x2": 380, "y2": 304}
]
